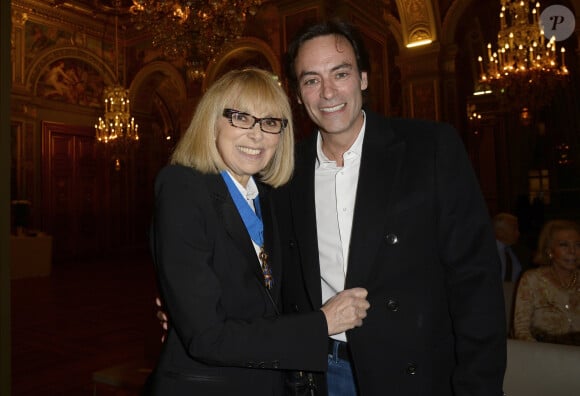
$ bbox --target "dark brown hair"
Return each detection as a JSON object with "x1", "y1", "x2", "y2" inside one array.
[{"x1": 284, "y1": 19, "x2": 370, "y2": 93}]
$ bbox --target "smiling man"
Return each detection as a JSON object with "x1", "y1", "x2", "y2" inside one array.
[{"x1": 277, "y1": 20, "x2": 507, "y2": 396}]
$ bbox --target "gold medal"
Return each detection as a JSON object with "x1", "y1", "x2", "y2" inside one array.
[{"x1": 259, "y1": 247, "x2": 273, "y2": 289}]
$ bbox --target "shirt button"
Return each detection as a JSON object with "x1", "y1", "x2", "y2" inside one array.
[
  {"x1": 386, "y1": 298, "x2": 400, "y2": 312},
  {"x1": 385, "y1": 234, "x2": 398, "y2": 245}
]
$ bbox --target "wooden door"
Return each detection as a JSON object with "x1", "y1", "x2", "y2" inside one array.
[{"x1": 42, "y1": 122, "x2": 102, "y2": 262}]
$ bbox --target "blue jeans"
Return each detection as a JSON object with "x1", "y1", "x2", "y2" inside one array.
[{"x1": 327, "y1": 341, "x2": 358, "y2": 396}]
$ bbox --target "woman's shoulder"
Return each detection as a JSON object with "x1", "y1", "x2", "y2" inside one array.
[
  {"x1": 157, "y1": 163, "x2": 195, "y2": 177},
  {"x1": 156, "y1": 164, "x2": 207, "y2": 183},
  {"x1": 523, "y1": 266, "x2": 549, "y2": 278},
  {"x1": 154, "y1": 165, "x2": 217, "y2": 194},
  {"x1": 520, "y1": 266, "x2": 551, "y2": 287}
]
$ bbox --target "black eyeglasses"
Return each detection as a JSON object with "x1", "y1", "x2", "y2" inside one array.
[{"x1": 223, "y1": 109, "x2": 288, "y2": 134}]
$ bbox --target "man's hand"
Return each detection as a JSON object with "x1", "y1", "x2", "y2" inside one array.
[{"x1": 321, "y1": 288, "x2": 370, "y2": 335}]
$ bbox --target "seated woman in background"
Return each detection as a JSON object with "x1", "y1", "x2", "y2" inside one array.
[{"x1": 513, "y1": 219, "x2": 580, "y2": 346}]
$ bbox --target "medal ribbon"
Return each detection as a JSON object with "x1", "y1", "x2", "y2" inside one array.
[{"x1": 220, "y1": 171, "x2": 273, "y2": 288}]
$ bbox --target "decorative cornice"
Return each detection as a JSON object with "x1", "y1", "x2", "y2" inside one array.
[
  {"x1": 12, "y1": 1, "x2": 104, "y2": 34},
  {"x1": 396, "y1": 0, "x2": 437, "y2": 47}
]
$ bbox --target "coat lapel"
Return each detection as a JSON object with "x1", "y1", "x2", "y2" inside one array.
[
  {"x1": 291, "y1": 135, "x2": 323, "y2": 307},
  {"x1": 290, "y1": 112, "x2": 405, "y2": 302},
  {"x1": 345, "y1": 112, "x2": 405, "y2": 288},
  {"x1": 206, "y1": 175, "x2": 266, "y2": 289}
]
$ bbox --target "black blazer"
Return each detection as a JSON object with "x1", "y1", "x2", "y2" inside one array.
[
  {"x1": 278, "y1": 111, "x2": 507, "y2": 396},
  {"x1": 147, "y1": 165, "x2": 327, "y2": 396}
]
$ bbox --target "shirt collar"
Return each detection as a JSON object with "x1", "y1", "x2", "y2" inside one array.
[
  {"x1": 316, "y1": 110, "x2": 366, "y2": 167},
  {"x1": 225, "y1": 170, "x2": 259, "y2": 200}
]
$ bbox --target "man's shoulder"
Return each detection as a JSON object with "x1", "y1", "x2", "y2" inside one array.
[{"x1": 365, "y1": 110, "x2": 456, "y2": 140}]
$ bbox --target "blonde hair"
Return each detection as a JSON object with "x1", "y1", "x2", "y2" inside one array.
[
  {"x1": 534, "y1": 219, "x2": 580, "y2": 265},
  {"x1": 170, "y1": 68, "x2": 294, "y2": 187}
]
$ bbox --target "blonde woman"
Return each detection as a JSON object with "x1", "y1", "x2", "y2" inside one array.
[
  {"x1": 146, "y1": 68, "x2": 369, "y2": 395},
  {"x1": 513, "y1": 219, "x2": 580, "y2": 345}
]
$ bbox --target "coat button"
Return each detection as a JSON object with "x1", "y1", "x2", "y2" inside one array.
[
  {"x1": 385, "y1": 234, "x2": 398, "y2": 245},
  {"x1": 406, "y1": 363, "x2": 417, "y2": 375},
  {"x1": 386, "y1": 298, "x2": 399, "y2": 312},
  {"x1": 293, "y1": 304, "x2": 300, "y2": 312},
  {"x1": 289, "y1": 240, "x2": 296, "y2": 248},
  {"x1": 272, "y1": 360, "x2": 280, "y2": 368}
]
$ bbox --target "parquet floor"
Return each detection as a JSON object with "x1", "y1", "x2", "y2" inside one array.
[{"x1": 11, "y1": 248, "x2": 162, "y2": 395}]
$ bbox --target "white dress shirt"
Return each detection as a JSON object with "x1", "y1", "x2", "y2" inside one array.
[{"x1": 315, "y1": 112, "x2": 366, "y2": 342}]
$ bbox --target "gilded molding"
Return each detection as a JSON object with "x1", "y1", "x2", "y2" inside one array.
[
  {"x1": 204, "y1": 37, "x2": 281, "y2": 91},
  {"x1": 11, "y1": 1, "x2": 122, "y2": 41},
  {"x1": 26, "y1": 47, "x2": 114, "y2": 94},
  {"x1": 130, "y1": 60, "x2": 187, "y2": 109},
  {"x1": 395, "y1": 0, "x2": 437, "y2": 46},
  {"x1": 11, "y1": 9, "x2": 28, "y2": 26}
]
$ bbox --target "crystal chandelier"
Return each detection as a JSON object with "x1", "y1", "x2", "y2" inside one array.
[
  {"x1": 477, "y1": 0, "x2": 569, "y2": 110},
  {"x1": 95, "y1": 4, "x2": 139, "y2": 149},
  {"x1": 130, "y1": 0, "x2": 262, "y2": 80}
]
